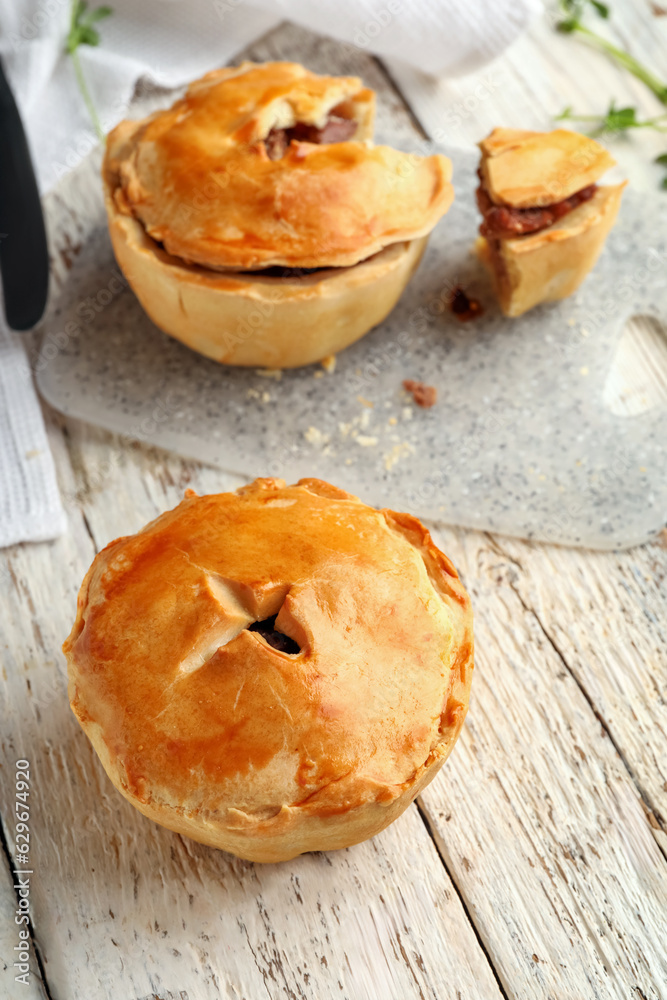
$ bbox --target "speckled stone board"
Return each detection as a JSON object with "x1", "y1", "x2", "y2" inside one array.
[{"x1": 37, "y1": 146, "x2": 667, "y2": 549}]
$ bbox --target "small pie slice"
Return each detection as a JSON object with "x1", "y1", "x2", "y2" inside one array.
[{"x1": 475, "y1": 127, "x2": 626, "y2": 317}]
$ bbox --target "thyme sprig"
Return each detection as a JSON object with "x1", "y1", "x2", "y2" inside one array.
[
  {"x1": 556, "y1": 0, "x2": 667, "y2": 104},
  {"x1": 66, "y1": 0, "x2": 113, "y2": 140},
  {"x1": 556, "y1": 101, "x2": 667, "y2": 136},
  {"x1": 555, "y1": 2, "x2": 667, "y2": 187},
  {"x1": 656, "y1": 153, "x2": 667, "y2": 189}
]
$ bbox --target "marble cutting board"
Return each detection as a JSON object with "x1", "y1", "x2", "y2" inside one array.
[{"x1": 37, "y1": 145, "x2": 667, "y2": 549}]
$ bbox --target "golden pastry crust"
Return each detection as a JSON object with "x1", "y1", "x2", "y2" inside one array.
[
  {"x1": 479, "y1": 127, "x2": 616, "y2": 208},
  {"x1": 477, "y1": 183, "x2": 626, "y2": 317},
  {"x1": 105, "y1": 61, "x2": 454, "y2": 271},
  {"x1": 63, "y1": 478, "x2": 474, "y2": 862},
  {"x1": 105, "y1": 198, "x2": 427, "y2": 367}
]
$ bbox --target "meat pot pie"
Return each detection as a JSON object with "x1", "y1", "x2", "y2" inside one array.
[
  {"x1": 63, "y1": 477, "x2": 474, "y2": 862},
  {"x1": 475, "y1": 128, "x2": 626, "y2": 317},
  {"x1": 103, "y1": 62, "x2": 454, "y2": 367}
]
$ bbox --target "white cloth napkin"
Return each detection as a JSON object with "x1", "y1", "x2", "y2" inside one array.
[
  {"x1": 0, "y1": 324, "x2": 67, "y2": 547},
  {"x1": 0, "y1": 0, "x2": 538, "y2": 547},
  {"x1": 0, "y1": 0, "x2": 540, "y2": 193}
]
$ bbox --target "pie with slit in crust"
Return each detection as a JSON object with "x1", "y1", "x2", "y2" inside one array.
[{"x1": 63, "y1": 477, "x2": 474, "y2": 862}]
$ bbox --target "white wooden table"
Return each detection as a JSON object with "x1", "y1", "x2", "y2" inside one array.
[{"x1": 2, "y1": 5, "x2": 667, "y2": 999}]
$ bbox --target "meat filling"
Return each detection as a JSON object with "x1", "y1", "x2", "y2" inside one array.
[
  {"x1": 248, "y1": 615, "x2": 300, "y2": 654},
  {"x1": 449, "y1": 286, "x2": 484, "y2": 322},
  {"x1": 403, "y1": 379, "x2": 437, "y2": 409},
  {"x1": 264, "y1": 114, "x2": 358, "y2": 160},
  {"x1": 476, "y1": 176, "x2": 597, "y2": 240},
  {"x1": 244, "y1": 265, "x2": 324, "y2": 277}
]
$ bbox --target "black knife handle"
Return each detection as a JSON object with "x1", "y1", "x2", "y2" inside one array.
[{"x1": 0, "y1": 60, "x2": 49, "y2": 331}]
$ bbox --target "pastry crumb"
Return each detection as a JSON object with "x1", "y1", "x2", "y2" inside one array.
[
  {"x1": 261, "y1": 391, "x2": 272, "y2": 403},
  {"x1": 246, "y1": 388, "x2": 260, "y2": 399},
  {"x1": 384, "y1": 442, "x2": 413, "y2": 471},
  {"x1": 356, "y1": 435, "x2": 378, "y2": 447},
  {"x1": 357, "y1": 395, "x2": 374, "y2": 408},
  {"x1": 402, "y1": 406, "x2": 413, "y2": 421},
  {"x1": 256, "y1": 368, "x2": 283, "y2": 380},
  {"x1": 388, "y1": 416, "x2": 398, "y2": 426},
  {"x1": 321, "y1": 354, "x2": 337, "y2": 373},
  {"x1": 313, "y1": 370, "x2": 324, "y2": 379},
  {"x1": 403, "y1": 380, "x2": 437, "y2": 408},
  {"x1": 304, "y1": 426, "x2": 329, "y2": 446},
  {"x1": 449, "y1": 286, "x2": 484, "y2": 322}
]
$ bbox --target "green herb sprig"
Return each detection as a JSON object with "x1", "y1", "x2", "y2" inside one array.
[
  {"x1": 555, "y1": 2, "x2": 667, "y2": 188},
  {"x1": 556, "y1": 101, "x2": 667, "y2": 136},
  {"x1": 66, "y1": 0, "x2": 113, "y2": 140},
  {"x1": 556, "y1": 0, "x2": 667, "y2": 104},
  {"x1": 656, "y1": 153, "x2": 667, "y2": 189}
]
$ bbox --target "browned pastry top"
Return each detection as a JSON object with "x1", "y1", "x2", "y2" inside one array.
[
  {"x1": 478, "y1": 127, "x2": 615, "y2": 208},
  {"x1": 64, "y1": 478, "x2": 473, "y2": 830},
  {"x1": 104, "y1": 61, "x2": 454, "y2": 271}
]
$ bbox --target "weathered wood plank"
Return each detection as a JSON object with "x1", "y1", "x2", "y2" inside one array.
[
  {"x1": 0, "y1": 416, "x2": 93, "y2": 1000},
  {"x1": 0, "y1": 24, "x2": 511, "y2": 1000},
  {"x1": 2, "y1": 9, "x2": 666, "y2": 1000},
  {"x1": 384, "y1": 0, "x2": 667, "y2": 890},
  {"x1": 0, "y1": 414, "x2": 504, "y2": 1000},
  {"x1": 57, "y1": 407, "x2": 667, "y2": 1000},
  {"x1": 604, "y1": 316, "x2": 667, "y2": 417},
  {"x1": 485, "y1": 532, "x2": 667, "y2": 833},
  {"x1": 417, "y1": 523, "x2": 667, "y2": 1000},
  {"x1": 0, "y1": 851, "x2": 46, "y2": 1000}
]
